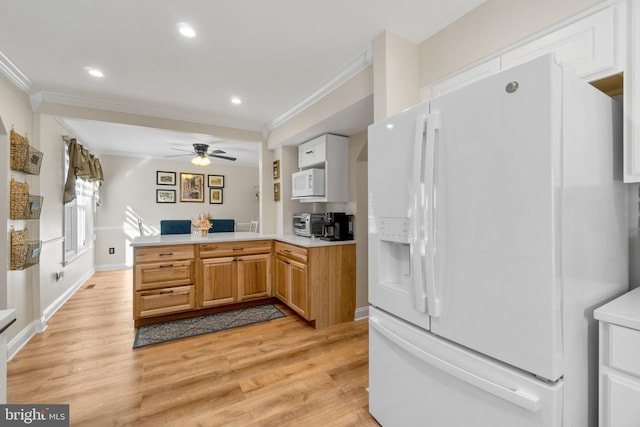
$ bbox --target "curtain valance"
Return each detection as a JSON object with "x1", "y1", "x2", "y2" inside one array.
[{"x1": 63, "y1": 138, "x2": 104, "y2": 204}]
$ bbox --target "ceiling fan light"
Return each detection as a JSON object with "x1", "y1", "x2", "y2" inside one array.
[{"x1": 191, "y1": 154, "x2": 210, "y2": 166}]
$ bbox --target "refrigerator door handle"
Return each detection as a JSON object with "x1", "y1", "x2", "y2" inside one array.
[
  {"x1": 424, "y1": 112, "x2": 441, "y2": 317},
  {"x1": 370, "y1": 315, "x2": 541, "y2": 413},
  {"x1": 411, "y1": 115, "x2": 428, "y2": 313}
]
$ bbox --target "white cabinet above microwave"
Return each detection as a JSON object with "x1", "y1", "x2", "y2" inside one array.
[{"x1": 293, "y1": 134, "x2": 349, "y2": 203}]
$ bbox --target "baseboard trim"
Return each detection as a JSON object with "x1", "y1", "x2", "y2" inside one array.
[
  {"x1": 95, "y1": 264, "x2": 130, "y2": 272},
  {"x1": 354, "y1": 306, "x2": 369, "y2": 321},
  {"x1": 8, "y1": 267, "x2": 95, "y2": 361}
]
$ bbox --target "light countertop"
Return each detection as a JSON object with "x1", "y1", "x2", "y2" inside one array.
[
  {"x1": 131, "y1": 232, "x2": 356, "y2": 248},
  {"x1": 594, "y1": 287, "x2": 640, "y2": 331}
]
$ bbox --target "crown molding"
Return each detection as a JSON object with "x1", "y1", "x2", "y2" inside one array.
[
  {"x1": 0, "y1": 49, "x2": 33, "y2": 94},
  {"x1": 266, "y1": 46, "x2": 373, "y2": 132},
  {"x1": 30, "y1": 91, "x2": 263, "y2": 133}
]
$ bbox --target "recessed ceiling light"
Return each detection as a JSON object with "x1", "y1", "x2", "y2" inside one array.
[
  {"x1": 86, "y1": 67, "x2": 104, "y2": 78},
  {"x1": 178, "y1": 23, "x2": 196, "y2": 38},
  {"x1": 230, "y1": 96, "x2": 242, "y2": 105}
]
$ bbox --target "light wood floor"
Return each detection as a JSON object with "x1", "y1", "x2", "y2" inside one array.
[{"x1": 7, "y1": 269, "x2": 379, "y2": 426}]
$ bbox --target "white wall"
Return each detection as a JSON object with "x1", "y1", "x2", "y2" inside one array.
[{"x1": 95, "y1": 154, "x2": 259, "y2": 268}]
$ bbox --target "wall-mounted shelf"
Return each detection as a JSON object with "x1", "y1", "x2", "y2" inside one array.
[
  {"x1": 10, "y1": 179, "x2": 43, "y2": 220},
  {"x1": 10, "y1": 129, "x2": 43, "y2": 175},
  {"x1": 10, "y1": 228, "x2": 41, "y2": 271}
]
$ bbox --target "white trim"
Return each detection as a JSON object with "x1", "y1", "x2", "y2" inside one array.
[
  {"x1": 94, "y1": 264, "x2": 130, "y2": 272},
  {"x1": 354, "y1": 306, "x2": 370, "y2": 321},
  {"x1": 7, "y1": 267, "x2": 95, "y2": 361},
  {"x1": 0, "y1": 49, "x2": 32, "y2": 94},
  {"x1": 30, "y1": 91, "x2": 262, "y2": 132},
  {"x1": 266, "y1": 47, "x2": 373, "y2": 131}
]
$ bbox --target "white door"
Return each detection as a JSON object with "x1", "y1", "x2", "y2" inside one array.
[
  {"x1": 368, "y1": 100, "x2": 431, "y2": 330},
  {"x1": 427, "y1": 55, "x2": 563, "y2": 381},
  {"x1": 369, "y1": 307, "x2": 563, "y2": 427}
]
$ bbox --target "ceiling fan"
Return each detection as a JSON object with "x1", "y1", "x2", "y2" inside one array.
[{"x1": 166, "y1": 143, "x2": 237, "y2": 166}]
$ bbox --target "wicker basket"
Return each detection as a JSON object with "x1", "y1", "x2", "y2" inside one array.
[
  {"x1": 10, "y1": 129, "x2": 29, "y2": 171},
  {"x1": 23, "y1": 146, "x2": 44, "y2": 175},
  {"x1": 10, "y1": 179, "x2": 29, "y2": 219},
  {"x1": 24, "y1": 241, "x2": 42, "y2": 268},
  {"x1": 24, "y1": 195, "x2": 43, "y2": 219},
  {"x1": 10, "y1": 228, "x2": 29, "y2": 270}
]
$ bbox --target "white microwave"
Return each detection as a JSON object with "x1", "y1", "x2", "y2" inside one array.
[{"x1": 292, "y1": 168, "x2": 325, "y2": 198}]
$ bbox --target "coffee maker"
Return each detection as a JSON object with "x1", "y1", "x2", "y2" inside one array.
[{"x1": 320, "y1": 212, "x2": 354, "y2": 241}]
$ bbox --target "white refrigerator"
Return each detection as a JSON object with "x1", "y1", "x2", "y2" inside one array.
[{"x1": 367, "y1": 54, "x2": 628, "y2": 427}]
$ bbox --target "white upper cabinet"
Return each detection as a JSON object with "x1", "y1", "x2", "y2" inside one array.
[
  {"x1": 294, "y1": 134, "x2": 349, "y2": 203},
  {"x1": 420, "y1": 1, "x2": 640, "y2": 181},
  {"x1": 298, "y1": 136, "x2": 327, "y2": 169},
  {"x1": 502, "y1": 5, "x2": 625, "y2": 81}
]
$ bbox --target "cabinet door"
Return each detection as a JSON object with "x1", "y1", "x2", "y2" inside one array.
[
  {"x1": 288, "y1": 259, "x2": 309, "y2": 319},
  {"x1": 238, "y1": 254, "x2": 271, "y2": 301},
  {"x1": 602, "y1": 372, "x2": 640, "y2": 427},
  {"x1": 200, "y1": 257, "x2": 237, "y2": 307},
  {"x1": 298, "y1": 135, "x2": 327, "y2": 168},
  {"x1": 274, "y1": 255, "x2": 289, "y2": 301}
]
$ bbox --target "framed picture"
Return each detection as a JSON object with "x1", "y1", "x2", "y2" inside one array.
[
  {"x1": 156, "y1": 189, "x2": 176, "y2": 203},
  {"x1": 210, "y1": 188, "x2": 223, "y2": 204},
  {"x1": 273, "y1": 160, "x2": 280, "y2": 180},
  {"x1": 156, "y1": 171, "x2": 176, "y2": 186},
  {"x1": 274, "y1": 182, "x2": 280, "y2": 201},
  {"x1": 180, "y1": 173, "x2": 205, "y2": 202},
  {"x1": 208, "y1": 174, "x2": 225, "y2": 188}
]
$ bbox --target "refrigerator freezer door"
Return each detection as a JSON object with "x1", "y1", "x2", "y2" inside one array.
[
  {"x1": 368, "y1": 100, "x2": 431, "y2": 330},
  {"x1": 428, "y1": 55, "x2": 563, "y2": 381},
  {"x1": 369, "y1": 307, "x2": 563, "y2": 427}
]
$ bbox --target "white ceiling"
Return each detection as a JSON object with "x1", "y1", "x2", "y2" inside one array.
[{"x1": 0, "y1": 0, "x2": 485, "y2": 165}]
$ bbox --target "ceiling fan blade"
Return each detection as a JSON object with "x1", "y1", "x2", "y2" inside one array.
[
  {"x1": 208, "y1": 153, "x2": 237, "y2": 161},
  {"x1": 164, "y1": 153, "x2": 191, "y2": 158},
  {"x1": 170, "y1": 147, "x2": 194, "y2": 153},
  {"x1": 211, "y1": 149, "x2": 226, "y2": 154}
]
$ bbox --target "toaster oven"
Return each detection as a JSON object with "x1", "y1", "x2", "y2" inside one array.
[{"x1": 293, "y1": 213, "x2": 325, "y2": 237}]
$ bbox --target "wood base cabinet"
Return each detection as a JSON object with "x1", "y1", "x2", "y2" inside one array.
[
  {"x1": 133, "y1": 245, "x2": 196, "y2": 319},
  {"x1": 198, "y1": 241, "x2": 272, "y2": 308},
  {"x1": 274, "y1": 241, "x2": 355, "y2": 328}
]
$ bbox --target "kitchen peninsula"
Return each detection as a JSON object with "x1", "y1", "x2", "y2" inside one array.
[{"x1": 131, "y1": 232, "x2": 356, "y2": 329}]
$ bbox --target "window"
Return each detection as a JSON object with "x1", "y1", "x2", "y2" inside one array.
[{"x1": 63, "y1": 146, "x2": 96, "y2": 264}]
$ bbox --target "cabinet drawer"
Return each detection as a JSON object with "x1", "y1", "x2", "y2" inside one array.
[
  {"x1": 135, "y1": 260, "x2": 193, "y2": 291},
  {"x1": 610, "y1": 324, "x2": 640, "y2": 378},
  {"x1": 135, "y1": 245, "x2": 194, "y2": 263},
  {"x1": 274, "y1": 241, "x2": 308, "y2": 264},
  {"x1": 135, "y1": 285, "x2": 195, "y2": 318},
  {"x1": 199, "y1": 240, "x2": 272, "y2": 258}
]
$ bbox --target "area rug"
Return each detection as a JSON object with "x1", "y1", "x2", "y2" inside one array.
[{"x1": 133, "y1": 304, "x2": 286, "y2": 349}]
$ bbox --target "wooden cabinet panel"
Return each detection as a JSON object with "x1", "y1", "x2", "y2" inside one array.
[
  {"x1": 134, "y1": 260, "x2": 193, "y2": 291},
  {"x1": 288, "y1": 259, "x2": 309, "y2": 318},
  {"x1": 200, "y1": 257, "x2": 237, "y2": 307},
  {"x1": 135, "y1": 245, "x2": 194, "y2": 263},
  {"x1": 199, "y1": 240, "x2": 272, "y2": 258},
  {"x1": 135, "y1": 285, "x2": 195, "y2": 318},
  {"x1": 274, "y1": 256, "x2": 289, "y2": 301},
  {"x1": 238, "y1": 254, "x2": 271, "y2": 301}
]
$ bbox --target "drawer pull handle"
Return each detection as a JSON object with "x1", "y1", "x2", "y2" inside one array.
[
  {"x1": 233, "y1": 248, "x2": 244, "y2": 251},
  {"x1": 159, "y1": 290, "x2": 174, "y2": 294},
  {"x1": 284, "y1": 260, "x2": 291, "y2": 265},
  {"x1": 159, "y1": 264, "x2": 174, "y2": 268},
  {"x1": 305, "y1": 150, "x2": 314, "y2": 154},
  {"x1": 159, "y1": 253, "x2": 174, "y2": 256},
  {"x1": 283, "y1": 249, "x2": 292, "y2": 253}
]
